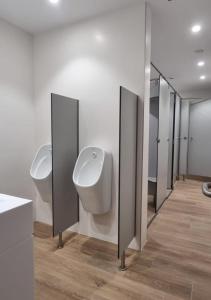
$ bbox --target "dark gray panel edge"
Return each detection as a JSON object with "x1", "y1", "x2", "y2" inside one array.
[
  {"x1": 51, "y1": 93, "x2": 79, "y2": 237},
  {"x1": 118, "y1": 86, "x2": 138, "y2": 258}
]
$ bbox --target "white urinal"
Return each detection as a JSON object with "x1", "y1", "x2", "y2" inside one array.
[
  {"x1": 73, "y1": 147, "x2": 112, "y2": 215},
  {"x1": 30, "y1": 145, "x2": 52, "y2": 203}
]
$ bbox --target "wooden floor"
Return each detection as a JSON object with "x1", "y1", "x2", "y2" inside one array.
[
  {"x1": 34, "y1": 180, "x2": 211, "y2": 300},
  {"x1": 148, "y1": 194, "x2": 156, "y2": 224}
]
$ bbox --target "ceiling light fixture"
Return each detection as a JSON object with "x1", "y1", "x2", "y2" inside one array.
[
  {"x1": 197, "y1": 61, "x2": 205, "y2": 67},
  {"x1": 194, "y1": 49, "x2": 204, "y2": 54},
  {"x1": 200, "y1": 75, "x2": 206, "y2": 80},
  {"x1": 49, "y1": 0, "x2": 60, "y2": 5},
  {"x1": 95, "y1": 34, "x2": 104, "y2": 43},
  {"x1": 191, "y1": 24, "x2": 201, "y2": 33}
]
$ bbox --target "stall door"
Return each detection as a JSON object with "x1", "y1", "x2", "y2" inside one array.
[
  {"x1": 156, "y1": 77, "x2": 171, "y2": 210},
  {"x1": 167, "y1": 92, "x2": 175, "y2": 189},
  {"x1": 173, "y1": 95, "x2": 181, "y2": 184},
  {"x1": 188, "y1": 100, "x2": 211, "y2": 177}
]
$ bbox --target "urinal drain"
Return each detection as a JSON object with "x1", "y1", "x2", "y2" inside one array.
[{"x1": 92, "y1": 152, "x2": 97, "y2": 159}]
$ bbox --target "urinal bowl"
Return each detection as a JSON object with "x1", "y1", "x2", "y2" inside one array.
[
  {"x1": 30, "y1": 145, "x2": 52, "y2": 203},
  {"x1": 73, "y1": 147, "x2": 112, "y2": 215}
]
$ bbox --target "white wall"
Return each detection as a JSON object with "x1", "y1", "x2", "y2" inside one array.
[
  {"x1": 33, "y1": 2, "x2": 147, "y2": 245},
  {"x1": 0, "y1": 19, "x2": 35, "y2": 206}
]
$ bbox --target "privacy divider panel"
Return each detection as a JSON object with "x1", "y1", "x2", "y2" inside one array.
[
  {"x1": 118, "y1": 87, "x2": 138, "y2": 258},
  {"x1": 51, "y1": 94, "x2": 79, "y2": 237},
  {"x1": 179, "y1": 101, "x2": 190, "y2": 176},
  {"x1": 167, "y1": 92, "x2": 175, "y2": 190},
  {"x1": 173, "y1": 95, "x2": 181, "y2": 184},
  {"x1": 156, "y1": 77, "x2": 171, "y2": 211}
]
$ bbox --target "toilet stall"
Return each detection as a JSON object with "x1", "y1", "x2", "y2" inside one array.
[
  {"x1": 148, "y1": 64, "x2": 181, "y2": 223},
  {"x1": 179, "y1": 99, "x2": 211, "y2": 179}
]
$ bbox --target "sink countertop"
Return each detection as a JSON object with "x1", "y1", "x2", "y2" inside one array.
[
  {"x1": 0, "y1": 194, "x2": 32, "y2": 214},
  {"x1": 0, "y1": 193, "x2": 33, "y2": 255}
]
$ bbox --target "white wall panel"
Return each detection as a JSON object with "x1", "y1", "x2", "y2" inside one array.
[
  {"x1": 0, "y1": 19, "x2": 35, "y2": 209},
  {"x1": 33, "y1": 3, "x2": 147, "y2": 245}
]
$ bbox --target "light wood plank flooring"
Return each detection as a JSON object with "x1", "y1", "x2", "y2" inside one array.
[
  {"x1": 35, "y1": 180, "x2": 211, "y2": 300},
  {"x1": 148, "y1": 194, "x2": 156, "y2": 224}
]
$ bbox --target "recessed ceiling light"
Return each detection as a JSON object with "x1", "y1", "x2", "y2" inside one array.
[
  {"x1": 197, "y1": 61, "x2": 205, "y2": 67},
  {"x1": 95, "y1": 34, "x2": 104, "y2": 43},
  {"x1": 49, "y1": 0, "x2": 60, "y2": 5},
  {"x1": 191, "y1": 24, "x2": 201, "y2": 33},
  {"x1": 194, "y1": 49, "x2": 204, "y2": 54},
  {"x1": 200, "y1": 75, "x2": 206, "y2": 80}
]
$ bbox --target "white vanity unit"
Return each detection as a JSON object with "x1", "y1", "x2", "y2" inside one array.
[{"x1": 0, "y1": 194, "x2": 34, "y2": 300}]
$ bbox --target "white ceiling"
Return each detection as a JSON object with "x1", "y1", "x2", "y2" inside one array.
[
  {"x1": 0, "y1": 0, "x2": 137, "y2": 33},
  {"x1": 149, "y1": 0, "x2": 211, "y2": 99},
  {"x1": 0, "y1": 0, "x2": 210, "y2": 99}
]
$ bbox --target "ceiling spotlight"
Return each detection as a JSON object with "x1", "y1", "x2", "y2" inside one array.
[
  {"x1": 197, "y1": 61, "x2": 205, "y2": 67},
  {"x1": 200, "y1": 75, "x2": 206, "y2": 80},
  {"x1": 95, "y1": 34, "x2": 104, "y2": 43},
  {"x1": 49, "y1": 0, "x2": 60, "y2": 5},
  {"x1": 194, "y1": 49, "x2": 204, "y2": 54},
  {"x1": 191, "y1": 24, "x2": 201, "y2": 33}
]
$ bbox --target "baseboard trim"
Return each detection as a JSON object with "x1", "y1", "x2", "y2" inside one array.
[
  {"x1": 34, "y1": 221, "x2": 53, "y2": 239},
  {"x1": 185, "y1": 175, "x2": 211, "y2": 182}
]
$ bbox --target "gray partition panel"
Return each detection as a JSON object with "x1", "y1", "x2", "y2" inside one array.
[
  {"x1": 148, "y1": 97, "x2": 159, "y2": 180},
  {"x1": 51, "y1": 94, "x2": 79, "y2": 237},
  {"x1": 173, "y1": 95, "x2": 181, "y2": 184},
  {"x1": 118, "y1": 87, "x2": 138, "y2": 258},
  {"x1": 179, "y1": 101, "x2": 190, "y2": 176},
  {"x1": 167, "y1": 92, "x2": 175, "y2": 189}
]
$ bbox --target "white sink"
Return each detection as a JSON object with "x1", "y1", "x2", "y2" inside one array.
[
  {"x1": 0, "y1": 194, "x2": 33, "y2": 254},
  {"x1": 0, "y1": 194, "x2": 33, "y2": 300},
  {"x1": 0, "y1": 193, "x2": 31, "y2": 213}
]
